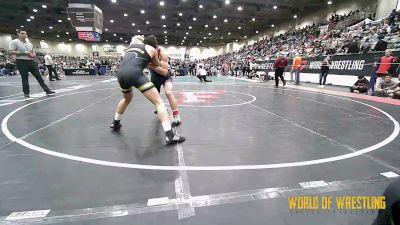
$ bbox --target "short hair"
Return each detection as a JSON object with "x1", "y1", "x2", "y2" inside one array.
[
  {"x1": 130, "y1": 35, "x2": 144, "y2": 44},
  {"x1": 357, "y1": 75, "x2": 364, "y2": 79},
  {"x1": 19, "y1": 30, "x2": 27, "y2": 34},
  {"x1": 143, "y1": 35, "x2": 158, "y2": 48}
]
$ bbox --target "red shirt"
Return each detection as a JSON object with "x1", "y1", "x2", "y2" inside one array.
[
  {"x1": 274, "y1": 58, "x2": 288, "y2": 69},
  {"x1": 377, "y1": 56, "x2": 395, "y2": 75}
]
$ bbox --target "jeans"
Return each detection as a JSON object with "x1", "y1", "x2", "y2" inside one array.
[
  {"x1": 319, "y1": 71, "x2": 329, "y2": 85},
  {"x1": 295, "y1": 69, "x2": 300, "y2": 85}
]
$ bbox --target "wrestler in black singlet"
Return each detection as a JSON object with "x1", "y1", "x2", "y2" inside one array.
[{"x1": 117, "y1": 43, "x2": 154, "y2": 93}]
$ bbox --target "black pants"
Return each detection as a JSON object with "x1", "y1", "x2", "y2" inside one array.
[
  {"x1": 319, "y1": 71, "x2": 329, "y2": 85},
  {"x1": 274, "y1": 68, "x2": 285, "y2": 86},
  {"x1": 16, "y1": 59, "x2": 50, "y2": 94},
  {"x1": 45, "y1": 65, "x2": 59, "y2": 80},
  {"x1": 350, "y1": 86, "x2": 368, "y2": 93},
  {"x1": 197, "y1": 75, "x2": 210, "y2": 82},
  {"x1": 372, "y1": 178, "x2": 400, "y2": 225}
]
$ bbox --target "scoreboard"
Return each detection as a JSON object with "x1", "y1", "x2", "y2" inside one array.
[{"x1": 66, "y1": 3, "x2": 103, "y2": 34}]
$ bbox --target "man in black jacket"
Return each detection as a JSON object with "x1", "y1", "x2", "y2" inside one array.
[{"x1": 374, "y1": 35, "x2": 388, "y2": 52}]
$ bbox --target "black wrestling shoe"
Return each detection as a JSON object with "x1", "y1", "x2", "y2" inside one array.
[
  {"x1": 165, "y1": 130, "x2": 186, "y2": 145},
  {"x1": 283, "y1": 81, "x2": 287, "y2": 86},
  {"x1": 24, "y1": 93, "x2": 30, "y2": 98},
  {"x1": 110, "y1": 120, "x2": 121, "y2": 131},
  {"x1": 46, "y1": 90, "x2": 56, "y2": 96}
]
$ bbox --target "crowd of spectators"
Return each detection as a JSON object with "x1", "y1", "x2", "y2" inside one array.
[{"x1": 200, "y1": 8, "x2": 400, "y2": 76}]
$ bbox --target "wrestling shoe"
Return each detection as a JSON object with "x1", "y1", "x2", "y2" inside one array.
[
  {"x1": 110, "y1": 120, "x2": 121, "y2": 131},
  {"x1": 165, "y1": 130, "x2": 186, "y2": 145}
]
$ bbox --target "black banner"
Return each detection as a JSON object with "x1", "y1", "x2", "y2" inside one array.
[
  {"x1": 63, "y1": 69, "x2": 95, "y2": 76},
  {"x1": 256, "y1": 51, "x2": 400, "y2": 76}
]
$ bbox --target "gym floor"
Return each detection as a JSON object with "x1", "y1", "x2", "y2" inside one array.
[{"x1": 0, "y1": 75, "x2": 399, "y2": 225}]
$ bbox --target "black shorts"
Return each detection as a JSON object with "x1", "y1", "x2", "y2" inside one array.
[
  {"x1": 151, "y1": 71, "x2": 172, "y2": 93},
  {"x1": 117, "y1": 65, "x2": 154, "y2": 93}
]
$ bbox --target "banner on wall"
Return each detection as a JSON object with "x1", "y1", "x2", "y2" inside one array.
[{"x1": 255, "y1": 51, "x2": 400, "y2": 76}]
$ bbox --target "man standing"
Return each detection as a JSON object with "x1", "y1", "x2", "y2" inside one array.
[
  {"x1": 292, "y1": 55, "x2": 302, "y2": 85},
  {"x1": 273, "y1": 54, "x2": 288, "y2": 87},
  {"x1": 44, "y1": 51, "x2": 60, "y2": 81},
  {"x1": 375, "y1": 49, "x2": 396, "y2": 88},
  {"x1": 9, "y1": 31, "x2": 55, "y2": 97}
]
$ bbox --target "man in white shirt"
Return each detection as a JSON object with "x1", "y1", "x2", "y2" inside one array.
[
  {"x1": 9, "y1": 30, "x2": 55, "y2": 97},
  {"x1": 196, "y1": 65, "x2": 211, "y2": 82},
  {"x1": 44, "y1": 51, "x2": 60, "y2": 81}
]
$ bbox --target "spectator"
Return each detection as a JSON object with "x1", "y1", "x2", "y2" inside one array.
[
  {"x1": 350, "y1": 75, "x2": 369, "y2": 93},
  {"x1": 375, "y1": 49, "x2": 396, "y2": 88},
  {"x1": 347, "y1": 37, "x2": 360, "y2": 53},
  {"x1": 389, "y1": 9, "x2": 397, "y2": 26},
  {"x1": 292, "y1": 55, "x2": 303, "y2": 85},
  {"x1": 360, "y1": 38, "x2": 371, "y2": 53},
  {"x1": 319, "y1": 55, "x2": 332, "y2": 88},
  {"x1": 374, "y1": 35, "x2": 388, "y2": 51},
  {"x1": 374, "y1": 75, "x2": 397, "y2": 97}
]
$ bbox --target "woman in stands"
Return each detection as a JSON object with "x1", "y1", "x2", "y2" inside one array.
[{"x1": 110, "y1": 35, "x2": 185, "y2": 145}]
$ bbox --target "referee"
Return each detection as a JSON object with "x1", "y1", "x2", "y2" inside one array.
[
  {"x1": 44, "y1": 51, "x2": 61, "y2": 81},
  {"x1": 9, "y1": 30, "x2": 55, "y2": 97}
]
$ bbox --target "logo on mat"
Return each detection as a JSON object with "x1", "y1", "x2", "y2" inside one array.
[{"x1": 176, "y1": 90, "x2": 224, "y2": 104}]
